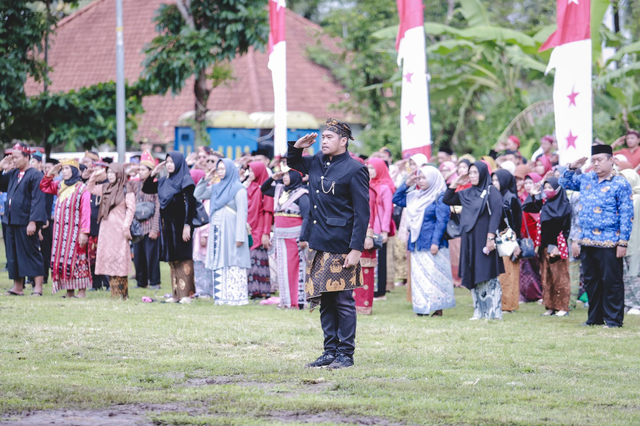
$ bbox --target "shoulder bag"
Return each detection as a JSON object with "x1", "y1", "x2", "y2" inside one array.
[
  {"x1": 134, "y1": 201, "x2": 156, "y2": 221},
  {"x1": 496, "y1": 215, "x2": 519, "y2": 258},
  {"x1": 130, "y1": 218, "x2": 144, "y2": 244},
  {"x1": 519, "y1": 213, "x2": 536, "y2": 258},
  {"x1": 444, "y1": 207, "x2": 461, "y2": 240}
]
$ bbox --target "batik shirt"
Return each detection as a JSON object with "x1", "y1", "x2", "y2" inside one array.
[{"x1": 560, "y1": 169, "x2": 634, "y2": 248}]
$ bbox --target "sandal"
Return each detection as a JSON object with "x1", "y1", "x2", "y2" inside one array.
[
  {"x1": 4, "y1": 290, "x2": 23, "y2": 296},
  {"x1": 31, "y1": 292, "x2": 43, "y2": 297}
]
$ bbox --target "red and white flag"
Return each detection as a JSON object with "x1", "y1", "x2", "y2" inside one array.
[
  {"x1": 268, "y1": 0, "x2": 287, "y2": 157},
  {"x1": 540, "y1": 0, "x2": 592, "y2": 165},
  {"x1": 396, "y1": 0, "x2": 431, "y2": 159}
]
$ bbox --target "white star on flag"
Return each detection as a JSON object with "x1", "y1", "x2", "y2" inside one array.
[{"x1": 568, "y1": 0, "x2": 579, "y2": 4}]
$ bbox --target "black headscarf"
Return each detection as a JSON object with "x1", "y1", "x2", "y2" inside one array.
[
  {"x1": 493, "y1": 169, "x2": 518, "y2": 209},
  {"x1": 457, "y1": 161, "x2": 495, "y2": 231},
  {"x1": 284, "y1": 170, "x2": 304, "y2": 192},
  {"x1": 158, "y1": 151, "x2": 195, "y2": 209},
  {"x1": 64, "y1": 166, "x2": 82, "y2": 186},
  {"x1": 541, "y1": 177, "x2": 571, "y2": 223}
]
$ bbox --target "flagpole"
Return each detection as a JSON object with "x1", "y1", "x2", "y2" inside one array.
[{"x1": 115, "y1": 0, "x2": 126, "y2": 163}]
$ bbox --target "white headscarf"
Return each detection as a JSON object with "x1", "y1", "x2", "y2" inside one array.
[
  {"x1": 409, "y1": 153, "x2": 429, "y2": 169},
  {"x1": 621, "y1": 169, "x2": 640, "y2": 275},
  {"x1": 405, "y1": 165, "x2": 447, "y2": 243},
  {"x1": 500, "y1": 160, "x2": 516, "y2": 175}
]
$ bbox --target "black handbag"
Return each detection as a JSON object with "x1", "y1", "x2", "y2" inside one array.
[
  {"x1": 444, "y1": 208, "x2": 461, "y2": 240},
  {"x1": 519, "y1": 213, "x2": 536, "y2": 258},
  {"x1": 134, "y1": 201, "x2": 155, "y2": 221},
  {"x1": 192, "y1": 202, "x2": 210, "y2": 228},
  {"x1": 130, "y1": 218, "x2": 144, "y2": 244},
  {"x1": 371, "y1": 233, "x2": 384, "y2": 250}
]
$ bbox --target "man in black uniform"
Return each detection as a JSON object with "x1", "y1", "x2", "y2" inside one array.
[
  {"x1": 288, "y1": 119, "x2": 370, "y2": 370},
  {"x1": 0, "y1": 143, "x2": 46, "y2": 296}
]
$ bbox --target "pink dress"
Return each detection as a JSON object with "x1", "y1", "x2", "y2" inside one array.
[{"x1": 87, "y1": 181, "x2": 135, "y2": 277}]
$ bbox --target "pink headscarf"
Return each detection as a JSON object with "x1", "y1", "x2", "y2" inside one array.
[
  {"x1": 368, "y1": 158, "x2": 396, "y2": 194},
  {"x1": 190, "y1": 169, "x2": 206, "y2": 185},
  {"x1": 439, "y1": 161, "x2": 458, "y2": 184}
]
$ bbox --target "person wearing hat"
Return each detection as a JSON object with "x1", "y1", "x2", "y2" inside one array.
[
  {"x1": 40, "y1": 158, "x2": 92, "y2": 297},
  {"x1": 561, "y1": 144, "x2": 635, "y2": 327},
  {"x1": 437, "y1": 147, "x2": 454, "y2": 165},
  {"x1": 129, "y1": 151, "x2": 161, "y2": 289},
  {"x1": 612, "y1": 130, "x2": 640, "y2": 169},
  {"x1": 0, "y1": 143, "x2": 47, "y2": 296},
  {"x1": 288, "y1": 118, "x2": 370, "y2": 370}
]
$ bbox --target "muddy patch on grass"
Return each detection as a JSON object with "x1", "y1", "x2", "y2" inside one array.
[
  {"x1": 0, "y1": 403, "x2": 202, "y2": 426},
  {"x1": 264, "y1": 411, "x2": 408, "y2": 425}
]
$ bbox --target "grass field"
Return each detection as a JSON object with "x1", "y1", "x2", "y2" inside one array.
[{"x1": 1, "y1": 249, "x2": 640, "y2": 425}]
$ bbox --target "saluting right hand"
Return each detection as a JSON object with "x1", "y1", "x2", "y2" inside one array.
[
  {"x1": 294, "y1": 133, "x2": 317, "y2": 149},
  {"x1": 151, "y1": 161, "x2": 166, "y2": 177},
  {"x1": 569, "y1": 157, "x2": 588, "y2": 170}
]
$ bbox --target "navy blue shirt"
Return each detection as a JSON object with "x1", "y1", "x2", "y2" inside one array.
[{"x1": 287, "y1": 142, "x2": 370, "y2": 254}]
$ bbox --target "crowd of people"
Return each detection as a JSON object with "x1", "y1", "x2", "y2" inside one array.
[{"x1": 1, "y1": 126, "x2": 639, "y2": 337}]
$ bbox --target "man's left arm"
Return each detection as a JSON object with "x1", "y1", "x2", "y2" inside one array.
[
  {"x1": 617, "y1": 179, "x2": 634, "y2": 256},
  {"x1": 349, "y1": 166, "x2": 370, "y2": 252}
]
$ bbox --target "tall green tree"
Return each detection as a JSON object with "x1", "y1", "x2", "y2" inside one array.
[
  {"x1": 1, "y1": 1, "x2": 146, "y2": 153},
  {"x1": 142, "y1": 0, "x2": 268, "y2": 142}
]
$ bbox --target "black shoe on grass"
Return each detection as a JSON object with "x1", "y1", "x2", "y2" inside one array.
[
  {"x1": 304, "y1": 352, "x2": 336, "y2": 368},
  {"x1": 326, "y1": 354, "x2": 354, "y2": 370}
]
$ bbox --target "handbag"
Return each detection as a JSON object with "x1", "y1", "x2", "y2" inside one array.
[
  {"x1": 444, "y1": 208, "x2": 461, "y2": 240},
  {"x1": 496, "y1": 216, "x2": 519, "y2": 257},
  {"x1": 134, "y1": 201, "x2": 155, "y2": 221},
  {"x1": 371, "y1": 233, "x2": 384, "y2": 250},
  {"x1": 519, "y1": 213, "x2": 536, "y2": 258},
  {"x1": 192, "y1": 202, "x2": 209, "y2": 228},
  {"x1": 130, "y1": 218, "x2": 144, "y2": 244}
]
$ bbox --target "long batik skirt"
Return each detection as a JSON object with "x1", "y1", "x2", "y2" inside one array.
[
  {"x1": 499, "y1": 256, "x2": 520, "y2": 312},
  {"x1": 275, "y1": 240, "x2": 307, "y2": 308},
  {"x1": 274, "y1": 224, "x2": 308, "y2": 309},
  {"x1": 540, "y1": 249, "x2": 570, "y2": 312},
  {"x1": 248, "y1": 247, "x2": 271, "y2": 298},
  {"x1": 194, "y1": 260, "x2": 213, "y2": 297},
  {"x1": 623, "y1": 257, "x2": 640, "y2": 311},
  {"x1": 213, "y1": 266, "x2": 248, "y2": 306},
  {"x1": 170, "y1": 260, "x2": 196, "y2": 300},
  {"x1": 519, "y1": 256, "x2": 543, "y2": 302},
  {"x1": 110, "y1": 276, "x2": 128, "y2": 300},
  {"x1": 471, "y1": 278, "x2": 502, "y2": 320},
  {"x1": 305, "y1": 250, "x2": 363, "y2": 312},
  {"x1": 410, "y1": 249, "x2": 456, "y2": 315},
  {"x1": 393, "y1": 236, "x2": 407, "y2": 283},
  {"x1": 356, "y1": 249, "x2": 377, "y2": 315}
]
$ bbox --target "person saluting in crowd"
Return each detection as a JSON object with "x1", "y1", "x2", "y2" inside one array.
[
  {"x1": 560, "y1": 145, "x2": 634, "y2": 328},
  {"x1": 40, "y1": 159, "x2": 92, "y2": 298},
  {"x1": 288, "y1": 119, "x2": 370, "y2": 370},
  {"x1": 0, "y1": 143, "x2": 47, "y2": 296}
]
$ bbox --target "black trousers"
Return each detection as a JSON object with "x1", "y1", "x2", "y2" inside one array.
[
  {"x1": 581, "y1": 246, "x2": 624, "y2": 327},
  {"x1": 374, "y1": 242, "x2": 388, "y2": 297},
  {"x1": 6, "y1": 224, "x2": 44, "y2": 281},
  {"x1": 2, "y1": 221, "x2": 7, "y2": 268},
  {"x1": 39, "y1": 225, "x2": 53, "y2": 282},
  {"x1": 320, "y1": 290, "x2": 357, "y2": 357},
  {"x1": 133, "y1": 234, "x2": 161, "y2": 287}
]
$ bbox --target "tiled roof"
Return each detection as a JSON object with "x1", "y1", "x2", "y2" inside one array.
[{"x1": 25, "y1": 0, "x2": 354, "y2": 144}]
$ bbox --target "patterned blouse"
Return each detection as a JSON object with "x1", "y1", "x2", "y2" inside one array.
[{"x1": 560, "y1": 169, "x2": 634, "y2": 248}]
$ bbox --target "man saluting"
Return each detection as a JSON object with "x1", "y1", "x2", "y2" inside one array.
[{"x1": 288, "y1": 119, "x2": 370, "y2": 370}]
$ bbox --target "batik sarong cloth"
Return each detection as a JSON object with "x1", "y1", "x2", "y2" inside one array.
[
  {"x1": 305, "y1": 249, "x2": 363, "y2": 311},
  {"x1": 410, "y1": 249, "x2": 456, "y2": 315}
]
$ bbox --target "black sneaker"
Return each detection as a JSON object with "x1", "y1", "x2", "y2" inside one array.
[
  {"x1": 326, "y1": 354, "x2": 354, "y2": 370},
  {"x1": 304, "y1": 352, "x2": 336, "y2": 368}
]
